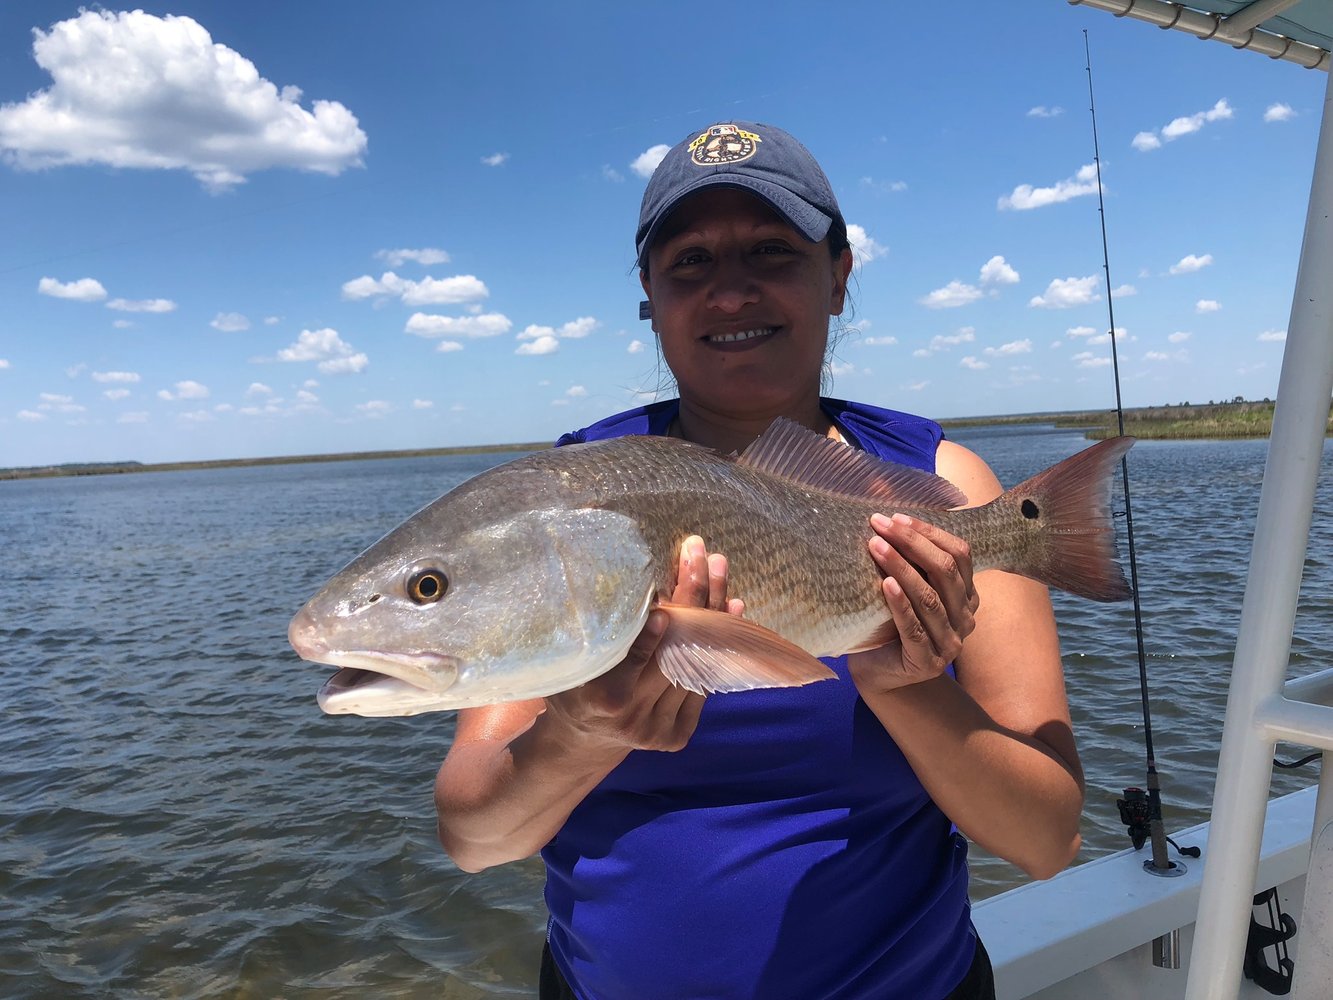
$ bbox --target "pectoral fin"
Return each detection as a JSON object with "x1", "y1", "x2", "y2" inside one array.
[{"x1": 653, "y1": 603, "x2": 837, "y2": 695}]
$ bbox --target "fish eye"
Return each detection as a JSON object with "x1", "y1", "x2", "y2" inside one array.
[{"x1": 407, "y1": 568, "x2": 448, "y2": 604}]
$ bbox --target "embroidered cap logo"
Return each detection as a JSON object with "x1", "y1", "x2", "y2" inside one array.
[{"x1": 688, "y1": 124, "x2": 761, "y2": 167}]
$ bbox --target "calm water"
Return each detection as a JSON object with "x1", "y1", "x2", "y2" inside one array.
[{"x1": 1, "y1": 425, "x2": 1328, "y2": 998}]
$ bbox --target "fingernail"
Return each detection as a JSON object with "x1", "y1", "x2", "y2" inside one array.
[
  {"x1": 646, "y1": 610, "x2": 667, "y2": 636},
  {"x1": 870, "y1": 537, "x2": 890, "y2": 557},
  {"x1": 870, "y1": 513, "x2": 890, "y2": 530},
  {"x1": 891, "y1": 513, "x2": 912, "y2": 526}
]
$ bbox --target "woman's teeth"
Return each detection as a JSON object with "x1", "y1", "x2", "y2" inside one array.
[{"x1": 709, "y1": 327, "x2": 775, "y2": 344}]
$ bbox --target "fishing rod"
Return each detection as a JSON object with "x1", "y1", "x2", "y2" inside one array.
[{"x1": 1081, "y1": 30, "x2": 1193, "y2": 880}]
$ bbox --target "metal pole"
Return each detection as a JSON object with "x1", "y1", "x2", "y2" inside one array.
[{"x1": 1183, "y1": 65, "x2": 1333, "y2": 1000}]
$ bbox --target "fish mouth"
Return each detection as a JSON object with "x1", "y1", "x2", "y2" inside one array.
[
  {"x1": 289, "y1": 610, "x2": 460, "y2": 713},
  {"x1": 316, "y1": 662, "x2": 460, "y2": 716},
  {"x1": 310, "y1": 650, "x2": 462, "y2": 716}
]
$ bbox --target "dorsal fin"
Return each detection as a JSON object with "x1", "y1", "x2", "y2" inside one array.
[{"x1": 736, "y1": 417, "x2": 967, "y2": 509}]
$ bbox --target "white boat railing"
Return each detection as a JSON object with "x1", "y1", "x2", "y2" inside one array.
[
  {"x1": 1177, "y1": 56, "x2": 1333, "y2": 1000},
  {"x1": 1064, "y1": 5, "x2": 1333, "y2": 995}
]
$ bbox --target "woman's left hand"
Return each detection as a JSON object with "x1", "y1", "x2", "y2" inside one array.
[{"x1": 847, "y1": 512, "x2": 980, "y2": 695}]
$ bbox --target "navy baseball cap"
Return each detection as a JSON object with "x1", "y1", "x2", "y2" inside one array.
[{"x1": 635, "y1": 121, "x2": 844, "y2": 269}]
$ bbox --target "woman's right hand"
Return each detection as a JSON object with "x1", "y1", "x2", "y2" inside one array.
[
  {"x1": 436, "y1": 535, "x2": 740, "y2": 870},
  {"x1": 540, "y1": 535, "x2": 741, "y2": 753}
]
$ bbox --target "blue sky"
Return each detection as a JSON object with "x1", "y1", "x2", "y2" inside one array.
[{"x1": 0, "y1": 3, "x2": 1325, "y2": 467}]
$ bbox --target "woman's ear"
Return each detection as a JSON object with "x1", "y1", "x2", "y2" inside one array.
[{"x1": 830, "y1": 248, "x2": 853, "y2": 316}]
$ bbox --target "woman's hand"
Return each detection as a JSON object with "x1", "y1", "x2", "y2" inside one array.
[
  {"x1": 436, "y1": 535, "x2": 743, "y2": 871},
  {"x1": 847, "y1": 512, "x2": 980, "y2": 696},
  {"x1": 540, "y1": 535, "x2": 742, "y2": 753}
]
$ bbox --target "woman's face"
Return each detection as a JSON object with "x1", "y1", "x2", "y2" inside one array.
[{"x1": 641, "y1": 187, "x2": 852, "y2": 420}]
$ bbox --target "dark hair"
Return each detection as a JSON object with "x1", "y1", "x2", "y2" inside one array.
[{"x1": 826, "y1": 213, "x2": 850, "y2": 261}]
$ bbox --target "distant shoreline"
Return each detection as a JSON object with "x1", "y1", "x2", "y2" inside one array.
[
  {"x1": 0, "y1": 441, "x2": 551, "y2": 482},
  {"x1": 4, "y1": 399, "x2": 1322, "y2": 482}
]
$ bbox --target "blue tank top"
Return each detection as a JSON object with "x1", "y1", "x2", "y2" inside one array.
[{"x1": 543, "y1": 398, "x2": 976, "y2": 999}]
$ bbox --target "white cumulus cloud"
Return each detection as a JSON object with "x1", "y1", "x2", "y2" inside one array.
[
  {"x1": 1169, "y1": 253, "x2": 1213, "y2": 275},
  {"x1": 405, "y1": 312, "x2": 512, "y2": 338},
  {"x1": 91, "y1": 370, "x2": 140, "y2": 383},
  {"x1": 38, "y1": 276, "x2": 106, "y2": 301},
  {"x1": 627, "y1": 339, "x2": 646, "y2": 354},
  {"x1": 998, "y1": 164, "x2": 1099, "y2": 210},
  {"x1": 1029, "y1": 276, "x2": 1101, "y2": 309},
  {"x1": 157, "y1": 380, "x2": 209, "y2": 401},
  {"x1": 108, "y1": 297, "x2": 176, "y2": 313},
  {"x1": 481, "y1": 152, "x2": 509, "y2": 167},
  {"x1": 1135, "y1": 99, "x2": 1233, "y2": 152},
  {"x1": 210, "y1": 311, "x2": 250, "y2": 331},
  {"x1": 317, "y1": 354, "x2": 368, "y2": 375},
  {"x1": 631, "y1": 144, "x2": 670, "y2": 179},
  {"x1": 557, "y1": 316, "x2": 598, "y2": 339},
  {"x1": 920, "y1": 280, "x2": 984, "y2": 309},
  {"x1": 960, "y1": 356, "x2": 989, "y2": 371},
  {"x1": 1265, "y1": 103, "x2": 1295, "y2": 123},
  {"x1": 276, "y1": 328, "x2": 367, "y2": 374},
  {"x1": 984, "y1": 339, "x2": 1033, "y2": 356},
  {"x1": 0, "y1": 10, "x2": 366, "y2": 191},
  {"x1": 376, "y1": 248, "x2": 449, "y2": 267},
  {"x1": 516, "y1": 335, "x2": 560, "y2": 356},
  {"x1": 1196, "y1": 299, "x2": 1222, "y2": 313},
  {"x1": 979, "y1": 255, "x2": 1019, "y2": 285},
  {"x1": 342, "y1": 271, "x2": 488, "y2": 306},
  {"x1": 1073, "y1": 351, "x2": 1112, "y2": 368},
  {"x1": 1258, "y1": 329, "x2": 1287, "y2": 342}
]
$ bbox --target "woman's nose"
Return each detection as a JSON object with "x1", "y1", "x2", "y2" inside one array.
[{"x1": 705, "y1": 257, "x2": 760, "y2": 313}]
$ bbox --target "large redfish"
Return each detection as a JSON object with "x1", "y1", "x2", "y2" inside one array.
[{"x1": 289, "y1": 419, "x2": 1133, "y2": 717}]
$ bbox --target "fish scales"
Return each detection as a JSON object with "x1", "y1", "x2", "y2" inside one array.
[{"x1": 540, "y1": 436, "x2": 900, "y2": 658}]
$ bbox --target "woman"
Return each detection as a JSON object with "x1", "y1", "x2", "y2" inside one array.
[{"x1": 434, "y1": 121, "x2": 1083, "y2": 1000}]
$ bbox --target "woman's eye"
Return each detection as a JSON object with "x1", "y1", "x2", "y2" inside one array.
[
  {"x1": 673, "y1": 250, "x2": 708, "y2": 268},
  {"x1": 755, "y1": 242, "x2": 794, "y2": 256},
  {"x1": 407, "y1": 569, "x2": 448, "y2": 604}
]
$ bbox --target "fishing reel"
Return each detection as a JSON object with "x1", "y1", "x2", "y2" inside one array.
[{"x1": 1117, "y1": 786, "x2": 1152, "y2": 851}]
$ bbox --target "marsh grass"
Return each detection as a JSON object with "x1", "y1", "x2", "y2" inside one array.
[{"x1": 941, "y1": 400, "x2": 1333, "y2": 441}]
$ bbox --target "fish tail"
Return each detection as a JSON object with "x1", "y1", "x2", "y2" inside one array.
[{"x1": 1000, "y1": 436, "x2": 1135, "y2": 602}]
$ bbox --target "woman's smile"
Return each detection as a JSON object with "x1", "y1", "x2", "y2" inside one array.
[{"x1": 703, "y1": 325, "x2": 780, "y2": 348}]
